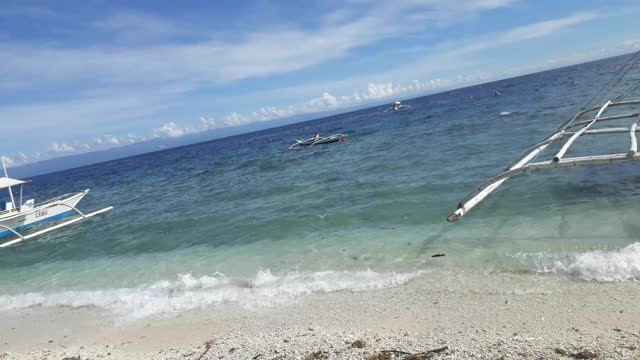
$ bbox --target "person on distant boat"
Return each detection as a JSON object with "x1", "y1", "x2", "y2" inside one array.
[
  {"x1": 314, "y1": 133, "x2": 321, "y2": 141},
  {"x1": 393, "y1": 101, "x2": 402, "y2": 111}
]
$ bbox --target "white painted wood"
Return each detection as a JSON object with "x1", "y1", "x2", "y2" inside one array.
[
  {"x1": 0, "y1": 206, "x2": 113, "y2": 248},
  {"x1": 529, "y1": 152, "x2": 640, "y2": 169},
  {"x1": 447, "y1": 130, "x2": 564, "y2": 222},
  {"x1": 611, "y1": 99, "x2": 640, "y2": 106},
  {"x1": 565, "y1": 113, "x2": 639, "y2": 130},
  {"x1": 449, "y1": 97, "x2": 640, "y2": 223},
  {"x1": 553, "y1": 101, "x2": 612, "y2": 162},
  {"x1": 0, "y1": 164, "x2": 114, "y2": 248},
  {"x1": 629, "y1": 123, "x2": 638, "y2": 158}
]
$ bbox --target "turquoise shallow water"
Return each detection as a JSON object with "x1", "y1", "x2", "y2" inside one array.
[{"x1": 1, "y1": 55, "x2": 640, "y2": 318}]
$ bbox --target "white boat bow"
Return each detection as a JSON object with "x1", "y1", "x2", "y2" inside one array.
[{"x1": 0, "y1": 161, "x2": 113, "y2": 248}]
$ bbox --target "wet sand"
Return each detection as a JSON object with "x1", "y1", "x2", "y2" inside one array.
[{"x1": 1, "y1": 271, "x2": 639, "y2": 359}]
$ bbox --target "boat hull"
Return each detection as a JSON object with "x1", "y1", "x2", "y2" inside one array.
[
  {"x1": 289, "y1": 134, "x2": 347, "y2": 148},
  {"x1": 0, "y1": 191, "x2": 87, "y2": 238}
]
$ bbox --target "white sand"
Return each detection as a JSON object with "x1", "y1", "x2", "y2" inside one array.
[{"x1": 1, "y1": 271, "x2": 639, "y2": 359}]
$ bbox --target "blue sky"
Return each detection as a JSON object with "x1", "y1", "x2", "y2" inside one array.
[{"x1": 1, "y1": 0, "x2": 639, "y2": 166}]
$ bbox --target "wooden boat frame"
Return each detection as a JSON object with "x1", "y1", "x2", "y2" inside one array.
[
  {"x1": 447, "y1": 99, "x2": 640, "y2": 222},
  {"x1": 0, "y1": 160, "x2": 113, "y2": 248},
  {"x1": 288, "y1": 133, "x2": 348, "y2": 149}
]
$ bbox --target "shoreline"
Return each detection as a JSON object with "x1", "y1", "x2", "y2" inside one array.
[{"x1": 1, "y1": 271, "x2": 639, "y2": 359}]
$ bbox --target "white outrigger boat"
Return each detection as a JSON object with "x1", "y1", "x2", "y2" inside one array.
[
  {"x1": 0, "y1": 160, "x2": 113, "y2": 248},
  {"x1": 289, "y1": 134, "x2": 348, "y2": 149},
  {"x1": 385, "y1": 101, "x2": 408, "y2": 112},
  {"x1": 448, "y1": 52, "x2": 640, "y2": 222}
]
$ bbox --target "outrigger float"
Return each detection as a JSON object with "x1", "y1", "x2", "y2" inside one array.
[
  {"x1": 289, "y1": 134, "x2": 348, "y2": 149},
  {"x1": 448, "y1": 52, "x2": 640, "y2": 222},
  {"x1": 0, "y1": 160, "x2": 113, "y2": 248}
]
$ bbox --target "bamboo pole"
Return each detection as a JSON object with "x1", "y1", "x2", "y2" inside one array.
[
  {"x1": 629, "y1": 123, "x2": 638, "y2": 158},
  {"x1": 447, "y1": 130, "x2": 564, "y2": 222},
  {"x1": 0, "y1": 206, "x2": 113, "y2": 248},
  {"x1": 553, "y1": 101, "x2": 611, "y2": 163},
  {"x1": 611, "y1": 99, "x2": 640, "y2": 106},
  {"x1": 529, "y1": 152, "x2": 640, "y2": 169},
  {"x1": 565, "y1": 113, "x2": 639, "y2": 130}
]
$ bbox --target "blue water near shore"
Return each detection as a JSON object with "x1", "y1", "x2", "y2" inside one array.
[{"x1": 1, "y1": 55, "x2": 640, "y2": 318}]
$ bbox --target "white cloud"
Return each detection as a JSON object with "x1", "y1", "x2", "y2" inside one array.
[
  {"x1": 47, "y1": 142, "x2": 75, "y2": 155},
  {"x1": 1, "y1": 156, "x2": 14, "y2": 168},
  {"x1": 1, "y1": 5, "x2": 635, "y2": 168},
  {"x1": 472, "y1": 0, "x2": 516, "y2": 9},
  {"x1": 0, "y1": 0, "x2": 520, "y2": 148},
  {"x1": 0, "y1": 0, "x2": 514, "y2": 92},
  {"x1": 148, "y1": 74, "x2": 483, "y2": 141},
  {"x1": 153, "y1": 122, "x2": 198, "y2": 138},
  {"x1": 94, "y1": 12, "x2": 188, "y2": 44},
  {"x1": 507, "y1": 12, "x2": 597, "y2": 40},
  {"x1": 84, "y1": 134, "x2": 144, "y2": 150},
  {"x1": 1, "y1": 73, "x2": 473, "y2": 167},
  {"x1": 623, "y1": 39, "x2": 640, "y2": 50},
  {"x1": 385, "y1": 11, "x2": 601, "y2": 71}
]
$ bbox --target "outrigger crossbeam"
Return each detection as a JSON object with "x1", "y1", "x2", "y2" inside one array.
[
  {"x1": 0, "y1": 204, "x2": 113, "y2": 248},
  {"x1": 448, "y1": 99, "x2": 640, "y2": 222},
  {"x1": 0, "y1": 159, "x2": 113, "y2": 248}
]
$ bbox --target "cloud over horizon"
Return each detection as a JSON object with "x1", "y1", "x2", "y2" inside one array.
[{"x1": 1, "y1": 1, "x2": 639, "y2": 169}]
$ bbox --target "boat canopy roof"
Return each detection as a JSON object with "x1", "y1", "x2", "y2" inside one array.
[{"x1": 0, "y1": 177, "x2": 28, "y2": 189}]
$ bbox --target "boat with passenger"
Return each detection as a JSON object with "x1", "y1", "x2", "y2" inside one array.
[
  {"x1": 288, "y1": 133, "x2": 348, "y2": 149},
  {"x1": 384, "y1": 101, "x2": 409, "y2": 112}
]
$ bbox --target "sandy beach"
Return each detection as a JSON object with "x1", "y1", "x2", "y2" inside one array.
[{"x1": 1, "y1": 271, "x2": 639, "y2": 359}]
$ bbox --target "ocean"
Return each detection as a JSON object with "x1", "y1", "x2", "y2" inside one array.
[{"x1": 1, "y1": 54, "x2": 639, "y2": 320}]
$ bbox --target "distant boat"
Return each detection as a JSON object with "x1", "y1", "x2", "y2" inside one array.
[
  {"x1": 385, "y1": 101, "x2": 408, "y2": 112},
  {"x1": 494, "y1": 90, "x2": 502, "y2": 96},
  {"x1": 0, "y1": 159, "x2": 113, "y2": 248},
  {"x1": 289, "y1": 134, "x2": 348, "y2": 149}
]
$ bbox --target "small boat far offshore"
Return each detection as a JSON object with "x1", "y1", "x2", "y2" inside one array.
[
  {"x1": 384, "y1": 101, "x2": 409, "y2": 112},
  {"x1": 288, "y1": 134, "x2": 348, "y2": 149},
  {"x1": 0, "y1": 159, "x2": 113, "y2": 248}
]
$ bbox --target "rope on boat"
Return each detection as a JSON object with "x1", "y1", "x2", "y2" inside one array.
[
  {"x1": 530, "y1": 50, "x2": 640, "y2": 164},
  {"x1": 584, "y1": 50, "x2": 640, "y2": 108}
]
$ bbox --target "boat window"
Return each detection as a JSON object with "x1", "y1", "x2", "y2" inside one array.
[{"x1": 0, "y1": 192, "x2": 8, "y2": 211}]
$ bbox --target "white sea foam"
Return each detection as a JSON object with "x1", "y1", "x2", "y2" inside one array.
[
  {"x1": 499, "y1": 111, "x2": 512, "y2": 116},
  {"x1": 515, "y1": 242, "x2": 640, "y2": 282},
  {"x1": 0, "y1": 269, "x2": 420, "y2": 319}
]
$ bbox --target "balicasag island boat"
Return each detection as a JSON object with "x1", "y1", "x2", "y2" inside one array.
[
  {"x1": 448, "y1": 51, "x2": 640, "y2": 222},
  {"x1": 289, "y1": 134, "x2": 348, "y2": 149},
  {"x1": 0, "y1": 160, "x2": 113, "y2": 248},
  {"x1": 384, "y1": 101, "x2": 409, "y2": 112}
]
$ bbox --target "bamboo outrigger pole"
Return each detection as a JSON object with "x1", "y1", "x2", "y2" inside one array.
[{"x1": 447, "y1": 99, "x2": 640, "y2": 222}]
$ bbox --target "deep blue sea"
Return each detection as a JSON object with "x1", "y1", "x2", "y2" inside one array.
[{"x1": 1, "y1": 54, "x2": 640, "y2": 319}]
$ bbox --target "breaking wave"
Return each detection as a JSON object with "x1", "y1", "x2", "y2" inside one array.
[
  {"x1": 514, "y1": 242, "x2": 640, "y2": 282},
  {"x1": 0, "y1": 269, "x2": 420, "y2": 319}
]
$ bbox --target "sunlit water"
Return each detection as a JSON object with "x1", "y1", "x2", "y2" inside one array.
[{"x1": 1, "y1": 55, "x2": 639, "y2": 319}]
